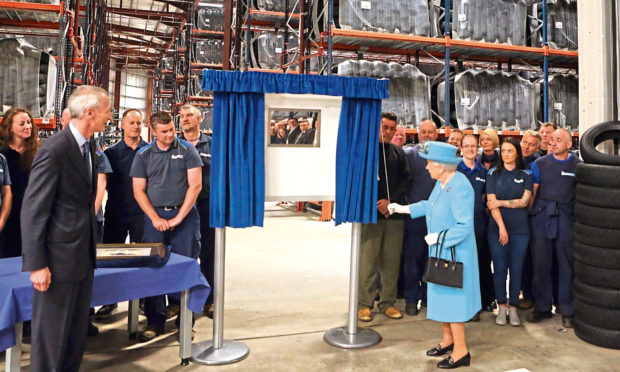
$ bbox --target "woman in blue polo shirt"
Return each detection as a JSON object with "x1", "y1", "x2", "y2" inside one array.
[
  {"x1": 458, "y1": 135, "x2": 495, "y2": 321},
  {"x1": 486, "y1": 137, "x2": 533, "y2": 327}
]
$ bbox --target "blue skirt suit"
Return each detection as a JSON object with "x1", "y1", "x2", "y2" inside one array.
[{"x1": 408, "y1": 172, "x2": 482, "y2": 322}]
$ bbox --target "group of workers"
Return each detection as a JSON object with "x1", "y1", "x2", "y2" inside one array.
[{"x1": 0, "y1": 86, "x2": 214, "y2": 371}]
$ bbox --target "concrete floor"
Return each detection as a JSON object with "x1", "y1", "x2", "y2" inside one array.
[{"x1": 3, "y1": 203, "x2": 620, "y2": 371}]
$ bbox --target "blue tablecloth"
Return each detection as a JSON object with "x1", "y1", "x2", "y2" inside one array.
[{"x1": 0, "y1": 253, "x2": 210, "y2": 351}]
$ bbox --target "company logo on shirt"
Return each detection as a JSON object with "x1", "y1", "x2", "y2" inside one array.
[
  {"x1": 171, "y1": 155, "x2": 184, "y2": 159},
  {"x1": 200, "y1": 153, "x2": 211, "y2": 157},
  {"x1": 514, "y1": 178, "x2": 524, "y2": 184},
  {"x1": 475, "y1": 177, "x2": 485, "y2": 183},
  {"x1": 561, "y1": 171, "x2": 576, "y2": 177}
]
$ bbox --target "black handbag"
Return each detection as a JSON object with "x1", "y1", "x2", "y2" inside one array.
[{"x1": 422, "y1": 230, "x2": 464, "y2": 288}]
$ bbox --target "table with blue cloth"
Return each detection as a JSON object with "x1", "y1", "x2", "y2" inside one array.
[{"x1": 0, "y1": 253, "x2": 210, "y2": 371}]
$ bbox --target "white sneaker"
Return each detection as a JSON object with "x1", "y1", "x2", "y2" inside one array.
[
  {"x1": 509, "y1": 308, "x2": 521, "y2": 326},
  {"x1": 496, "y1": 307, "x2": 507, "y2": 326}
]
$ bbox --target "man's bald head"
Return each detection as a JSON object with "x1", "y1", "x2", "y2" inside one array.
[
  {"x1": 550, "y1": 128, "x2": 572, "y2": 157},
  {"x1": 418, "y1": 119, "x2": 437, "y2": 142}
]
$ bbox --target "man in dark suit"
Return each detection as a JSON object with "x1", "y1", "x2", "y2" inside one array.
[
  {"x1": 295, "y1": 120, "x2": 316, "y2": 145},
  {"x1": 21, "y1": 85, "x2": 111, "y2": 372},
  {"x1": 285, "y1": 117, "x2": 301, "y2": 144}
]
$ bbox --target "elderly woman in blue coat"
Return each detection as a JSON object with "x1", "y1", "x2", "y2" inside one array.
[{"x1": 389, "y1": 141, "x2": 481, "y2": 369}]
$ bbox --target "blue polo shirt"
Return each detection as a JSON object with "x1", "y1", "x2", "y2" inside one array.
[
  {"x1": 95, "y1": 150, "x2": 112, "y2": 222},
  {"x1": 486, "y1": 167, "x2": 533, "y2": 235},
  {"x1": 130, "y1": 138, "x2": 202, "y2": 207},
  {"x1": 457, "y1": 160, "x2": 487, "y2": 231},
  {"x1": 179, "y1": 132, "x2": 211, "y2": 200},
  {"x1": 0, "y1": 154, "x2": 11, "y2": 209},
  {"x1": 522, "y1": 153, "x2": 539, "y2": 170},
  {"x1": 104, "y1": 138, "x2": 149, "y2": 217}
]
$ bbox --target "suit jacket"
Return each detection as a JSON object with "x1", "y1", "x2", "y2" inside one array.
[
  {"x1": 295, "y1": 129, "x2": 315, "y2": 145},
  {"x1": 21, "y1": 128, "x2": 98, "y2": 282},
  {"x1": 285, "y1": 126, "x2": 301, "y2": 144}
]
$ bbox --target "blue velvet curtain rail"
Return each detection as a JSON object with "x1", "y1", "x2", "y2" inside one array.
[{"x1": 202, "y1": 70, "x2": 389, "y2": 228}]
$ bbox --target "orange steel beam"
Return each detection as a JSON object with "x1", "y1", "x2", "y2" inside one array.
[
  {"x1": 248, "y1": 8, "x2": 301, "y2": 18},
  {"x1": 0, "y1": 1, "x2": 61, "y2": 12},
  {"x1": 0, "y1": 19, "x2": 58, "y2": 29}
]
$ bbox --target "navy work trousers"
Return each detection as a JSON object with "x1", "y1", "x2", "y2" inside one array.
[
  {"x1": 399, "y1": 216, "x2": 428, "y2": 305},
  {"x1": 489, "y1": 232, "x2": 529, "y2": 306},
  {"x1": 143, "y1": 206, "x2": 201, "y2": 328},
  {"x1": 530, "y1": 211, "x2": 575, "y2": 316},
  {"x1": 196, "y1": 198, "x2": 215, "y2": 306},
  {"x1": 103, "y1": 214, "x2": 145, "y2": 244}
]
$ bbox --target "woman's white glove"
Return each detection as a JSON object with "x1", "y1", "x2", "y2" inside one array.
[
  {"x1": 424, "y1": 232, "x2": 440, "y2": 246},
  {"x1": 387, "y1": 203, "x2": 409, "y2": 215}
]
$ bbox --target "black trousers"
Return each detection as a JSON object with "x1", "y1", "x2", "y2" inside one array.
[
  {"x1": 31, "y1": 271, "x2": 94, "y2": 372},
  {"x1": 102, "y1": 214, "x2": 144, "y2": 244},
  {"x1": 475, "y1": 228, "x2": 495, "y2": 307}
]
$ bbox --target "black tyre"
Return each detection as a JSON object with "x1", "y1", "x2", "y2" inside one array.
[
  {"x1": 576, "y1": 163, "x2": 620, "y2": 188},
  {"x1": 574, "y1": 279, "x2": 620, "y2": 309},
  {"x1": 574, "y1": 222, "x2": 620, "y2": 249},
  {"x1": 575, "y1": 299, "x2": 620, "y2": 330},
  {"x1": 573, "y1": 241, "x2": 620, "y2": 269},
  {"x1": 575, "y1": 319, "x2": 620, "y2": 349},
  {"x1": 580, "y1": 121, "x2": 620, "y2": 166},
  {"x1": 576, "y1": 184, "x2": 620, "y2": 209},
  {"x1": 575, "y1": 203, "x2": 620, "y2": 229},
  {"x1": 574, "y1": 261, "x2": 620, "y2": 289}
]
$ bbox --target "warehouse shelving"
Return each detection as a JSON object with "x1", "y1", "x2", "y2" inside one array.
[{"x1": 322, "y1": 0, "x2": 579, "y2": 131}]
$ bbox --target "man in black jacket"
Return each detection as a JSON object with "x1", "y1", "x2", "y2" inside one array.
[
  {"x1": 358, "y1": 112, "x2": 412, "y2": 322},
  {"x1": 21, "y1": 85, "x2": 110, "y2": 372}
]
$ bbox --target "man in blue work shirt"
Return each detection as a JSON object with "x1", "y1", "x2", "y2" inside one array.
[
  {"x1": 526, "y1": 128, "x2": 581, "y2": 328},
  {"x1": 130, "y1": 111, "x2": 203, "y2": 342},
  {"x1": 178, "y1": 104, "x2": 216, "y2": 318},
  {"x1": 95, "y1": 109, "x2": 149, "y2": 319},
  {"x1": 399, "y1": 118, "x2": 437, "y2": 316}
]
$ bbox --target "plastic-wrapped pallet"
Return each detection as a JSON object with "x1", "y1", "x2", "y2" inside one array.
[
  {"x1": 546, "y1": 0, "x2": 578, "y2": 50},
  {"x1": 0, "y1": 37, "x2": 56, "y2": 117},
  {"x1": 337, "y1": 0, "x2": 433, "y2": 36},
  {"x1": 195, "y1": 2, "x2": 225, "y2": 32},
  {"x1": 536, "y1": 74, "x2": 578, "y2": 131},
  {"x1": 450, "y1": 69, "x2": 536, "y2": 130},
  {"x1": 192, "y1": 40, "x2": 224, "y2": 64},
  {"x1": 337, "y1": 60, "x2": 431, "y2": 127},
  {"x1": 452, "y1": 0, "x2": 527, "y2": 45},
  {"x1": 253, "y1": 31, "x2": 299, "y2": 71}
]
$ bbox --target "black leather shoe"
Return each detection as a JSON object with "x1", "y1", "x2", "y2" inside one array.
[
  {"x1": 426, "y1": 343, "x2": 454, "y2": 357},
  {"x1": 420, "y1": 300, "x2": 427, "y2": 308},
  {"x1": 405, "y1": 302, "x2": 419, "y2": 316},
  {"x1": 203, "y1": 304, "x2": 214, "y2": 319},
  {"x1": 138, "y1": 326, "x2": 165, "y2": 343},
  {"x1": 95, "y1": 304, "x2": 118, "y2": 320},
  {"x1": 483, "y1": 301, "x2": 496, "y2": 312},
  {"x1": 562, "y1": 315, "x2": 575, "y2": 329},
  {"x1": 87, "y1": 322, "x2": 99, "y2": 337},
  {"x1": 437, "y1": 353, "x2": 471, "y2": 369},
  {"x1": 526, "y1": 311, "x2": 553, "y2": 323}
]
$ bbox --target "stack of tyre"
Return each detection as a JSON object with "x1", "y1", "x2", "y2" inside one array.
[{"x1": 574, "y1": 121, "x2": 620, "y2": 349}]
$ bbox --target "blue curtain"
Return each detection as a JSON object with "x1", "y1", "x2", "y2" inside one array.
[
  {"x1": 203, "y1": 70, "x2": 388, "y2": 228},
  {"x1": 335, "y1": 98, "x2": 382, "y2": 225},
  {"x1": 209, "y1": 91, "x2": 265, "y2": 228}
]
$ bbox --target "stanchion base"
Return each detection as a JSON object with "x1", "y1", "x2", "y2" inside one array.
[
  {"x1": 323, "y1": 326, "x2": 382, "y2": 349},
  {"x1": 191, "y1": 340, "x2": 249, "y2": 365}
]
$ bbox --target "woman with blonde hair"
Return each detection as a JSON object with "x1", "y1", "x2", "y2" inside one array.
[
  {"x1": 0, "y1": 107, "x2": 41, "y2": 257},
  {"x1": 477, "y1": 128, "x2": 499, "y2": 170}
]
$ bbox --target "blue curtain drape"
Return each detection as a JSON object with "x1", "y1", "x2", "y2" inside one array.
[
  {"x1": 335, "y1": 98, "x2": 382, "y2": 225},
  {"x1": 203, "y1": 70, "x2": 388, "y2": 228},
  {"x1": 209, "y1": 91, "x2": 265, "y2": 228}
]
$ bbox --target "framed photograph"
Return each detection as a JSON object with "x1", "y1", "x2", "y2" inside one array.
[
  {"x1": 267, "y1": 108, "x2": 321, "y2": 147},
  {"x1": 96, "y1": 243, "x2": 167, "y2": 260}
]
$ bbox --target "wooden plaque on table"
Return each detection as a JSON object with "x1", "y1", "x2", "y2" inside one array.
[{"x1": 96, "y1": 243, "x2": 167, "y2": 260}]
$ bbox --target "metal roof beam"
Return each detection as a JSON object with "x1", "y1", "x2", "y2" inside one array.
[
  {"x1": 110, "y1": 36, "x2": 169, "y2": 49},
  {"x1": 107, "y1": 23, "x2": 173, "y2": 39}
]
